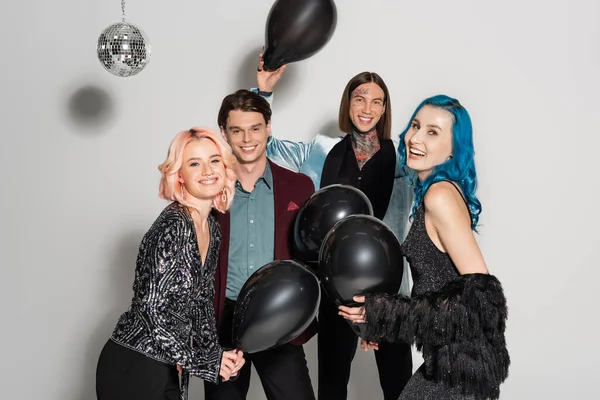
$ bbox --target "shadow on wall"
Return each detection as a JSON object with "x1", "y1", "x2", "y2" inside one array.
[
  {"x1": 65, "y1": 84, "x2": 115, "y2": 135},
  {"x1": 231, "y1": 46, "x2": 302, "y2": 111},
  {"x1": 73, "y1": 230, "x2": 143, "y2": 400}
]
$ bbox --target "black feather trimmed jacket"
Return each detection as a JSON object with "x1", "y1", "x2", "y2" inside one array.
[{"x1": 363, "y1": 273, "x2": 509, "y2": 400}]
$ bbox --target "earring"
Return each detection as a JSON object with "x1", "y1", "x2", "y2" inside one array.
[
  {"x1": 181, "y1": 184, "x2": 186, "y2": 199},
  {"x1": 448, "y1": 154, "x2": 453, "y2": 160},
  {"x1": 221, "y1": 189, "x2": 227, "y2": 203}
]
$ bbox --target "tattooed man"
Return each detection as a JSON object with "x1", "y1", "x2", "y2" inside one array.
[{"x1": 251, "y1": 53, "x2": 414, "y2": 400}]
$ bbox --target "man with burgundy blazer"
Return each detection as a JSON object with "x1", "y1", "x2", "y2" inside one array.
[{"x1": 204, "y1": 89, "x2": 317, "y2": 400}]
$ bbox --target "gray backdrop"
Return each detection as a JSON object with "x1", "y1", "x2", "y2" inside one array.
[{"x1": 1, "y1": 0, "x2": 598, "y2": 399}]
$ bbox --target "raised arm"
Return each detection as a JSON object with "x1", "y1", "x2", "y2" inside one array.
[{"x1": 250, "y1": 51, "x2": 314, "y2": 171}]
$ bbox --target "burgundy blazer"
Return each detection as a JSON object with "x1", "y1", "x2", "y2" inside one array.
[{"x1": 211, "y1": 159, "x2": 317, "y2": 346}]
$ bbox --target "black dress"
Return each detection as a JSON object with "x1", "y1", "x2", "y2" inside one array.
[
  {"x1": 398, "y1": 201, "x2": 468, "y2": 400},
  {"x1": 363, "y1": 184, "x2": 510, "y2": 400}
]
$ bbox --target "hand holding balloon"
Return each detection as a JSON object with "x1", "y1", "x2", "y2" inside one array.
[
  {"x1": 232, "y1": 349, "x2": 245, "y2": 374},
  {"x1": 339, "y1": 296, "x2": 379, "y2": 351},
  {"x1": 338, "y1": 295, "x2": 366, "y2": 323},
  {"x1": 257, "y1": 51, "x2": 286, "y2": 93},
  {"x1": 219, "y1": 349, "x2": 245, "y2": 382},
  {"x1": 262, "y1": 0, "x2": 337, "y2": 71},
  {"x1": 320, "y1": 214, "x2": 405, "y2": 338},
  {"x1": 319, "y1": 215, "x2": 403, "y2": 304}
]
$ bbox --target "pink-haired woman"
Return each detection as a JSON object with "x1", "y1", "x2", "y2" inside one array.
[{"x1": 96, "y1": 128, "x2": 245, "y2": 400}]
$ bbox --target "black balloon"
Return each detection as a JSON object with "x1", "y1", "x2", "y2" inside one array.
[
  {"x1": 263, "y1": 0, "x2": 337, "y2": 71},
  {"x1": 319, "y1": 215, "x2": 404, "y2": 335},
  {"x1": 232, "y1": 260, "x2": 321, "y2": 353},
  {"x1": 294, "y1": 184, "x2": 373, "y2": 263}
]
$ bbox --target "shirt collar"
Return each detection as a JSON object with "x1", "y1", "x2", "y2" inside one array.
[
  {"x1": 235, "y1": 161, "x2": 273, "y2": 191},
  {"x1": 259, "y1": 161, "x2": 273, "y2": 190}
]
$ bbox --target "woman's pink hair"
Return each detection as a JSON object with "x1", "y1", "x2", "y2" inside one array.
[{"x1": 158, "y1": 127, "x2": 237, "y2": 213}]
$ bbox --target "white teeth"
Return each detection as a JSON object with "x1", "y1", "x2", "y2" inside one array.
[
  {"x1": 242, "y1": 146, "x2": 257, "y2": 151},
  {"x1": 410, "y1": 148, "x2": 425, "y2": 156},
  {"x1": 200, "y1": 179, "x2": 216, "y2": 185}
]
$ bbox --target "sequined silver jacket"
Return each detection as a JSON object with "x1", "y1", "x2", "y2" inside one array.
[{"x1": 110, "y1": 202, "x2": 223, "y2": 385}]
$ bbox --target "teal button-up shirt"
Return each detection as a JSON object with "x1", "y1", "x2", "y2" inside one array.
[{"x1": 226, "y1": 162, "x2": 275, "y2": 300}]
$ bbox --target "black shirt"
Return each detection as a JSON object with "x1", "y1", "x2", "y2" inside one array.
[{"x1": 320, "y1": 135, "x2": 396, "y2": 220}]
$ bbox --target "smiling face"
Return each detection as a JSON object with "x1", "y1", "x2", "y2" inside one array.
[
  {"x1": 348, "y1": 82, "x2": 385, "y2": 133},
  {"x1": 221, "y1": 110, "x2": 271, "y2": 165},
  {"x1": 178, "y1": 138, "x2": 227, "y2": 201},
  {"x1": 404, "y1": 105, "x2": 454, "y2": 181}
]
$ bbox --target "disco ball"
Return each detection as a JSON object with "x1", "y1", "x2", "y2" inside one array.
[{"x1": 97, "y1": 22, "x2": 151, "y2": 77}]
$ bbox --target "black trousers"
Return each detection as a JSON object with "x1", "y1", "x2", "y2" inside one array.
[
  {"x1": 204, "y1": 298, "x2": 315, "y2": 400},
  {"x1": 96, "y1": 339, "x2": 180, "y2": 400},
  {"x1": 317, "y1": 293, "x2": 413, "y2": 400}
]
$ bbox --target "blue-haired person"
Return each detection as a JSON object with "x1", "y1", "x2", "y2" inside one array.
[{"x1": 339, "y1": 95, "x2": 510, "y2": 399}]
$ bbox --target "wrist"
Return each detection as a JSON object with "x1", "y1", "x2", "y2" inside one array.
[{"x1": 257, "y1": 89, "x2": 273, "y2": 97}]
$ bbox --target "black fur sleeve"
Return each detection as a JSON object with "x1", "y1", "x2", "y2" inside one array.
[
  {"x1": 363, "y1": 273, "x2": 510, "y2": 399},
  {"x1": 363, "y1": 274, "x2": 507, "y2": 344}
]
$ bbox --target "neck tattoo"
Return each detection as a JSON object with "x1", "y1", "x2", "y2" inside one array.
[{"x1": 352, "y1": 128, "x2": 380, "y2": 169}]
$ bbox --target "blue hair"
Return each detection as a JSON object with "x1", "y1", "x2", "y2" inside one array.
[{"x1": 398, "y1": 95, "x2": 482, "y2": 230}]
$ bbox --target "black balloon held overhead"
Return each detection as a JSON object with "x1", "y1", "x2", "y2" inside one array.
[
  {"x1": 232, "y1": 260, "x2": 321, "y2": 354},
  {"x1": 263, "y1": 0, "x2": 338, "y2": 71},
  {"x1": 319, "y1": 214, "x2": 404, "y2": 336},
  {"x1": 294, "y1": 184, "x2": 373, "y2": 263}
]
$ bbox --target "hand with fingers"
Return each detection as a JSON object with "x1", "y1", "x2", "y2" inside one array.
[
  {"x1": 257, "y1": 49, "x2": 286, "y2": 93},
  {"x1": 232, "y1": 349, "x2": 245, "y2": 378},
  {"x1": 338, "y1": 296, "x2": 378, "y2": 351},
  {"x1": 220, "y1": 349, "x2": 246, "y2": 382},
  {"x1": 360, "y1": 338, "x2": 379, "y2": 352},
  {"x1": 338, "y1": 296, "x2": 367, "y2": 323}
]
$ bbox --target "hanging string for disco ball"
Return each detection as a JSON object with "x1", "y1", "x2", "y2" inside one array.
[{"x1": 97, "y1": 0, "x2": 151, "y2": 77}]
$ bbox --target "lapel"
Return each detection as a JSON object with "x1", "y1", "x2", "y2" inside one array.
[
  {"x1": 269, "y1": 159, "x2": 291, "y2": 260},
  {"x1": 211, "y1": 210, "x2": 230, "y2": 328},
  {"x1": 378, "y1": 138, "x2": 396, "y2": 216},
  {"x1": 320, "y1": 135, "x2": 350, "y2": 189},
  {"x1": 215, "y1": 211, "x2": 230, "y2": 281}
]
